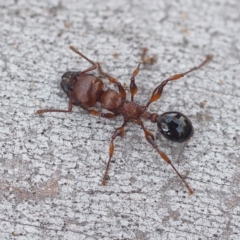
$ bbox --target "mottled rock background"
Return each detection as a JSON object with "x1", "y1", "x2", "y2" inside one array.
[{"x1": 0, "y1": 0, "x2": 240, "y2": 239}]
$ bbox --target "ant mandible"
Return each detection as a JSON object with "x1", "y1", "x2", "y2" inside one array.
[{"x1": 36, "y1": 46, "x2": 212, "y2": 194}]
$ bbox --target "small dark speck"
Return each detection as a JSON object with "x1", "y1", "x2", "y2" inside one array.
[
  {"x1": 156, "y1": 228, "x2": 164, "y2": 233},
  {"x1": 41, "y1": 129, "x2": 46, "y2": 135}
]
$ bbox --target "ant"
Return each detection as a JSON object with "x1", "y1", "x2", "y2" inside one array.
[{"x1": 36, "y1": 46, "x2": 212, "y2": 194}]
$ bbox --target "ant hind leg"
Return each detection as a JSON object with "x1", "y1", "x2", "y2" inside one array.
[{"x1": 139, "y1": 120, "x2": 194, "y2": 194}]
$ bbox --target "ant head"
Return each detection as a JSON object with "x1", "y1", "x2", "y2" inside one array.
[
  {"x1": 157, "y1": 112, "x2": 194, "y2": 143},
  {"x1": 60, "y1": 71, "x2": 79, "y2": 96}
]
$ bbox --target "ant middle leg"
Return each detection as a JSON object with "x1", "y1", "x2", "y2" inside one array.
[
  {"x1": 97, "y1": 62, "x2": 126, "y2": 100},
  {"x1": 80, "y1": 105, "x2": 118, "y2": 119},
  {"x1": 130, "y1": 48, "x2": 158, "y2": 102},
  {"x1": 102, "y1": 121, "x2": 127, "y2": 186},
  {"x1": 139, "y1": 120, "x2": 194, "y2": 194},
  {"x1": 145, "y1": 54, "x2": 212, "y2": 109},
  {"x1": 130, "y1": 61, "x2": 142, "y2": 102}
]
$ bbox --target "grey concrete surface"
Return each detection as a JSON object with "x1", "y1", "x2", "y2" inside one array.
[{"x1": 0, "y1": 0, "x2": 240, "y2": 239}]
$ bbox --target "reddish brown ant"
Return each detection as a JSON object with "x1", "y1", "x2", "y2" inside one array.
[{"x1": 36, "y1": 46, "x2": 212, "y2": 194}]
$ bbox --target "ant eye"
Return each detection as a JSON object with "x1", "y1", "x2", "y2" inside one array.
[
  {"x1": 61, "y1": 71, "x2": 76, "y2": 95},
  {"x1": 157, "y1": 112, "x2": 194, "y2": 143},
  {"x1": 62, "y1": 71, "x2": 73, "y2": 81}
]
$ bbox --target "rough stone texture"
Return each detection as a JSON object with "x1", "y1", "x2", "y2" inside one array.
[{"x1": 0, "y1": 0, "x2": 240, "y2": 239}]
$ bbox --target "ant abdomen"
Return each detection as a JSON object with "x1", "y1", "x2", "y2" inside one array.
[{"x1": 157, "y1": 112, "x2": 194, "y2": 143}]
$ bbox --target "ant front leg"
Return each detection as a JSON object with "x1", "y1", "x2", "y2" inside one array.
[
  {"x1": 139, "y1": 120, "x2": 194, "y2": 194},
  {"x1": 145, "y1": 54, "x2": 213, "y2": 109},
  {"x1": 69, "y1": 46, "x2": 98, "y2": 74},
  {"x1": 102, "y1": 121, "x2": 127, "y2": 186},
  {"x1": 36, "y1": 91, "x2": 74, "y2": 114},
  {"x1": 97, "y1": 62, "x2": 126, "y2": 100}
]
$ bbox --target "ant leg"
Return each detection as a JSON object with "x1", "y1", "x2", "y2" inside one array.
[
  {"x1": 36, "y1": 94, "x2": 119, "y2": 119},
  {"x1": 36, "y1": 91, "x2": 74, "y2": 114},
  {"x1": 145, "y1": 54, "x2": 213, "y2": 109},
  {"x1": 69, "y1": 46, "x2": 98, "y2": 74},
  {"x1": 102, "y1": 121, "x2": 127, "y2": 186},
  {"x1": 130, "y1": 61, "x2": 142, "y2": 102},
  {"x1": 130, "y1": 48, "x2": 157, "y2": 102},
  {"x1": 139, "y1": 120, "x2": 194, "y2": 194},
  {"x1": 97, "y1": 62, "x2": 126, "y2": 100},
  {"x1": 80, "y1": 105, "x2": 118, "y2": 119}
]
